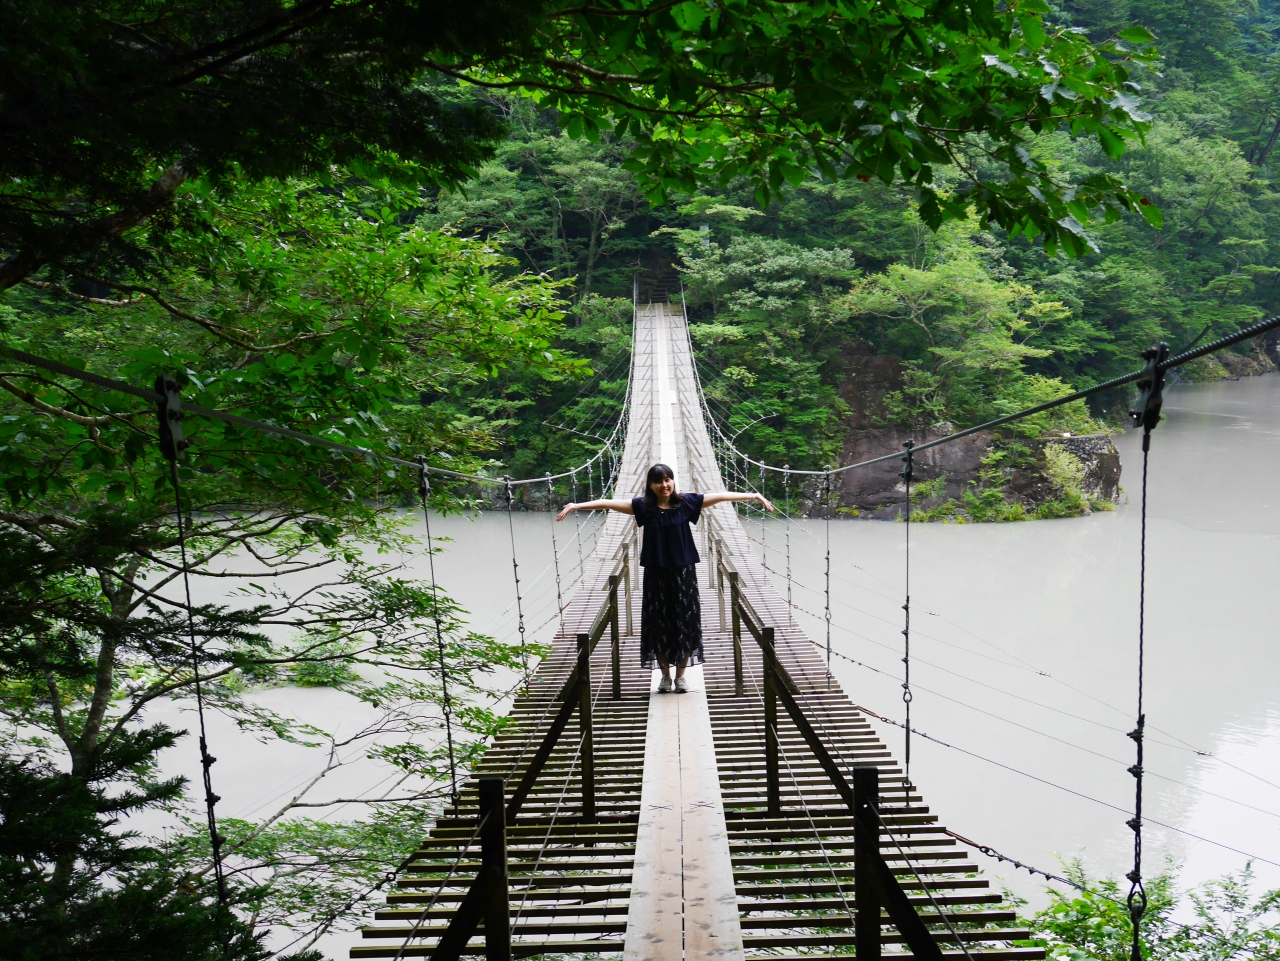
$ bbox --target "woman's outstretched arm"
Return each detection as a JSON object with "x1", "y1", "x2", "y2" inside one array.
[
  {"x1": 556, "y1": 498, "x2": 635, "y2": 521},
  {"x1": 703, "y1": 491, "x2": 775, "y2": 511}
]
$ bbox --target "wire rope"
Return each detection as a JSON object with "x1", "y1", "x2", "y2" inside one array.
[
  {"x1": 873, "y1": 806, "x2": 975, "y2": 960},
  {"x1": 900, "y1": 441, "x2": 915, "y2": 791},
  {"x1": 503, "y1": 479, "x2": 529, "y2": 689},
  {"x1": 823, "y1": 467, "x2": 832, "y2": 685},
  {"x1": 546, "y1": 473, "x2": 565, "y2": 623},
  {"x1": 388, "y1": 810, "x2": 490, "y2": 961},
  {"x1": 418, "y1": 458, "x2": 459, "y2": 807}
]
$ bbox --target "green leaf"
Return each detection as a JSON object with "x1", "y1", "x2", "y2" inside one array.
[
  {"x1": 1117, "y1": 25, "x2": 1156, "y2": 44},
  {"x1": 1019, "y1": 16, "x2": 1046, "y2": 50},
  {"x1": 1096, "y1": 126, "x2": 1125, "y2": 159},
  {"x1": 671, "y1": 1, "x2": 707, "y2": 31}
]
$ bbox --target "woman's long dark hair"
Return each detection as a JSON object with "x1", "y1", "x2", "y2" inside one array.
[{"x1": 643, "y1": 463, "x2": 678, "y2": 509}]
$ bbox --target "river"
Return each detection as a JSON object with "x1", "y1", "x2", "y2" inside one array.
[{"x1": 152, "y1": 373, "x2": 1280, "y2": 953}]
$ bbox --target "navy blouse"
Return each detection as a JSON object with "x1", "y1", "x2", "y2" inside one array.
[{"x1": 631, "y1": 492, "x2": 705, "y2": 568}]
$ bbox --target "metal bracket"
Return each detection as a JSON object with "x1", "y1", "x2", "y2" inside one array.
[
  {"x1": 155, "y1": 374, "x2": 187, "y2": 462},
  {"x1": 1130, "y1": 342, "x2": 1169, "y2": 444},
  {"x1": 900, "y1": 439, "x2": 914, "y2": 484}
]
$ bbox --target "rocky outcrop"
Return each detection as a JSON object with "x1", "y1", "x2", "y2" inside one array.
[{"x1": 801, "y1": 428, "x2": 1121, "y2": 520}]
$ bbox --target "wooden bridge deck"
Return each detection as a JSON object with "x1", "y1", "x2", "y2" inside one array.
[{"x1": 353, "y1": 301, "x2": 1041, "y2": 959}]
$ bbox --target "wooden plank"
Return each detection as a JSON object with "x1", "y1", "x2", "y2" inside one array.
[
  {"x1": 678, "y1": 674, "x2": 745, "y2": 960},
  {"x1": 623, "y1": 683, "x2": 683, "y2": 961}
]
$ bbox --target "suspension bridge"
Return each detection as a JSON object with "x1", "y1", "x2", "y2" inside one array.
[
  {"x1": 9, "y1": 275, "x2": 1280, "y2": 961},
  {"x1": 348, "y1": 288, "x2": 1044, "y2": 960}
]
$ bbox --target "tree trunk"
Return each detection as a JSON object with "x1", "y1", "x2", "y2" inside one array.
[
  {"x1": 1255, "y1": 114, "x2": 1280, "y2": 167},
  {"x1": 0, "y1": 161, "x2": 188, "y2": 290}
]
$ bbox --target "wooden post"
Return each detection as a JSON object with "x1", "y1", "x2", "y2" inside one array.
[
  {"x1": 576, "y1": 633, "x2": 595, "y2": 821},
  {"x1": 609, "y1": 576, "x2": 621, "y2": 700},
  {"x1": 717, "y1": 548, "x2": 726, "y2": 632},
  {"x1": 762, "y1": 626, "x2": 781, "y2": 816},
  {"x1": 854, "y1": 766, "x2": 881, "y2": 961},
  {"x1": 622, "y1": 545, "x2": 633, "y2": 636},
  {"x1": 730, "y1": 571, "x2": 743, "y2": 697},
  {"x1": 479, "y1": 778, "x2": 511, "y2": 961}
]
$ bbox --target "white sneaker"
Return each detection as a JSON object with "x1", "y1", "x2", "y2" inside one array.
[
  {"x1": 674, "y1": 676, "x2": 688, "y2": 693},
  {"x1": 658, "y1": 674, "x2": 673, "y2": 693}
]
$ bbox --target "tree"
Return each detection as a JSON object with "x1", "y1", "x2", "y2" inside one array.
[
  {"x1": 1, "y1": 0, "x2": 1163, "y2": 294},
  {"x1": 1032, "y1": 861, "x2": 1280, "y2": 960},
  {"x1": 0, "y1": 173, "x2": 570, "y2": 951}
]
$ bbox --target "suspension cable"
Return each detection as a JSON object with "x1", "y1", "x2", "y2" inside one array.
[
  {"x1": 418, "y1": 458, "x2": 458, "y2": 808},
  {"x1": 783, "y1": 465, "x2": 793, "y2": 619},
  {"x1": 503, "y1": 478, "x2": 529, "y2": 689},
  {"x1": 155, "y1": 375, "x2": 229, "y2": 951},
  {"x1": 901, "y1": 440, "x2": 915, "y2": 792},
  {"x1": 873, "y1": 806, "x2": 975, "y2": 961},
  {"x1": 389, "y1": 809, "x2": 490, "y2": 961},
  {"x1": 571, "y1": 468, "x2": 585, "y2": 580},
  {"x1": 1126, "y1": 342, "x2": 1167, "y2": 960},
  {"x1": 823, "y1": 466, "x2": 832, "y2": 685},
  {"x1": 546, "y1": 473, "x2": 565, "y2": 620}
]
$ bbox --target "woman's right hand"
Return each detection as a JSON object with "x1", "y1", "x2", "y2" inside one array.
[{"x1": 555, "y1": 503, "x2": 576, "y2": 522}]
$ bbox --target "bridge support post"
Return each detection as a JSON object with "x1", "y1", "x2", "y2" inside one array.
[
  {"x1": 622, "y1": 545, "x2": 633, "y2": 636},
  {"x1": 730, "y1": 572, "x2": 743, "y2": 697},
  {"x1": 854, "y1": 766, "x2": 881, "y2": 961},
  {"x1": 479, "y1": 777, "x2": 512, "y2": 961},
  {"x1": 717, "y1": 544, "x2": 726, "y2": 632},
  {"x1": 576, "y1": 633, "x2": 596, "y2": 821},
  {"x1": 609, "y1": 576, "x2": 622, "y2": 700},
  {"x1": 762, "y1": 626, "x2": 781, "y2": 817}
]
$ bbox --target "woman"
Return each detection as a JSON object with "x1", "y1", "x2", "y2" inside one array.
[{"x1": 556, "y1": 463, "x2": 773, "y2": 693}]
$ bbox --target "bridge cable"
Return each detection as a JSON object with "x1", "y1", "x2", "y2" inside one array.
[
  {"x1": 823, "y1": 466, "x2": 832, "y2": 688},
  {"x1": 783, "y1": 466, "x2": 793, "y2": 618},
  {"x1": 546, "y1": 474, "x2": 566, "y2": 620},
  {"x1": 873, "y1": 806, "x2": 975, "y2": 960},
  {"x1": 503, "y1": 478, "x2": 530, "y2": 689},
  {"x1": 388, "y1": 810, "x2": 490, "y2": 961},
  {"x1": 156, "y1": 375, "x2": 230, "y2": 953},
  {"x1": 1126, "y1": 342, "x2": 1168, "y2": 960},
  {"x1": 901, "y1": 440, "x2": 915, "y2": 793},
  {"x1": 417, "y1": 458, "x2": 459, "y2": 809},
  {"x1": 752, "y1": 465, "x2": 762, "y2": 570},
  {"x1": 571, "y1": 468, "x2": 585, "y2": 579}
]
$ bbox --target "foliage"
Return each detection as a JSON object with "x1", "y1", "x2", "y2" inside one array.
[
  {"x1": 0, "y1": 0, "x2": 1162, "y2": 302},
  {"x1": 449, "y1": 0, "x2": 1163, "y2": 255},
  {"x1": 1030, "y1": 861, "x2": 1280, "y2": 960},
  {"x1": 0, "y1": 753, "x2": 280, "y2": 961},
  {"x1": 0, "y1": 171, "x2": 563, "y2": 952}
]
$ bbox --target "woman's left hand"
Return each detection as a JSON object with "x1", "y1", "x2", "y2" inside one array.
[{"x1": 758, "y1": 494, "x2": 776, "y2": 512}]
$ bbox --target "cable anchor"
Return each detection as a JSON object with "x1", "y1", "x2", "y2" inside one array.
[
  {"x1": 1130, "y1": 342, "x2": 1169, "y2": 450},
  {"x1": 155, "y1": 374, "x2": 189, "y2": 462}
]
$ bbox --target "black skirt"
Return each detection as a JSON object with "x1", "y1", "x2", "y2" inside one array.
[{"x1": 640, "y1": 564, "x2": 705, "y2": 670}]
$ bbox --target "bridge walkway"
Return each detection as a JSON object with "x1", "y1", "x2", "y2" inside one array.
[{"x1": 352, "y1": 301, "x2": 1041, "y2": 959}]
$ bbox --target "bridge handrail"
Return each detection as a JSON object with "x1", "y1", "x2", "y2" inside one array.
[{"x1": 710, "y1": 521, "x2": 948, "y2": 960}]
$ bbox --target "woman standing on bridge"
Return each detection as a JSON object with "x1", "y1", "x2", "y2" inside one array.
[{"x1": 557, "y1": 463, "x2": 773, "y2": 693}]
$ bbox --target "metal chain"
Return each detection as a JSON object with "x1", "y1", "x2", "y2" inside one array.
[
  {"x1": 418, "y1": 458, "x2": 458, "y2": 808},
  {"x1": 503, "y1": 478, "x2": 529, "y2": 686},
  {"x1": 901, "y1": 440, "x2": 915, "y2": 791}
]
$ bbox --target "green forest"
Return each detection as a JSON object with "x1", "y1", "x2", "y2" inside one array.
[
  {"x1": 431, "y1": 0, "x2": 1280, "y2": 494},
  {"x1": 3, "y1": 1, "x2": 1280, "y2": 959}
]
